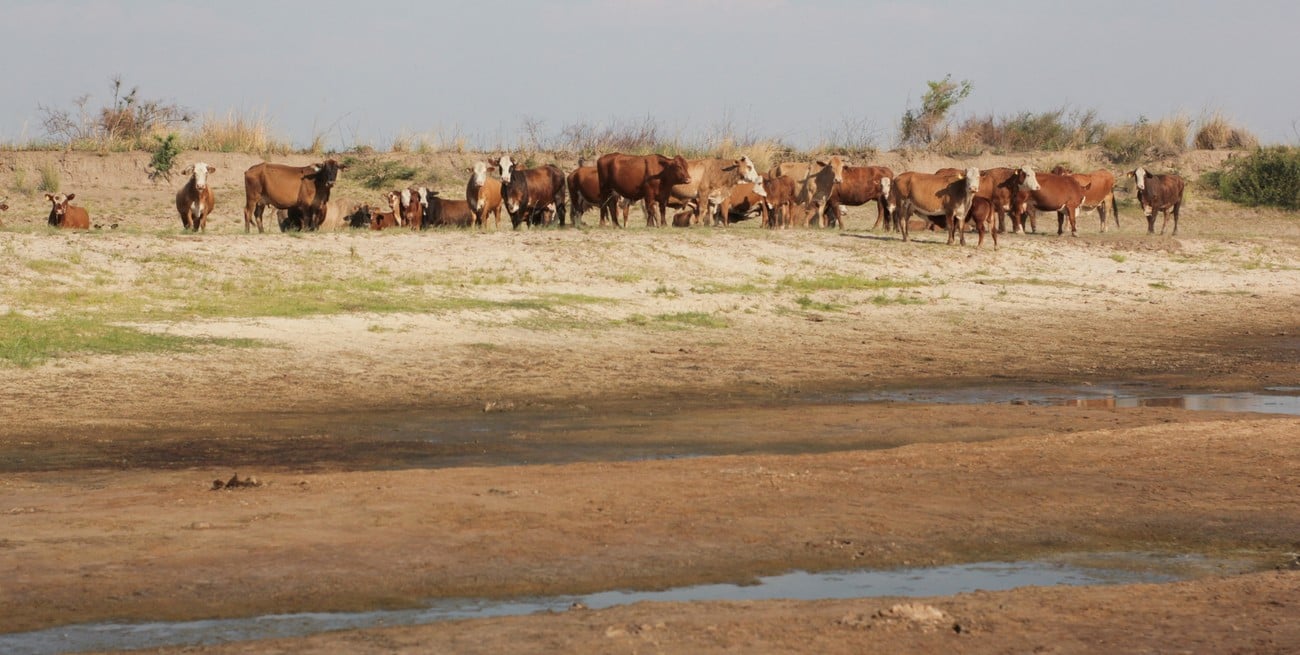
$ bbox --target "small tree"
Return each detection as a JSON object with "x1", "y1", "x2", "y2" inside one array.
[
  {"x1": 899, "y1": 74, "x2": 973, "y2": 147},
  {"x1": 148, "y1": 133, "x2": 182, "y2": 182},
  {"x1": 38, "y1": 75, "x2": 191, "y2": 150}
]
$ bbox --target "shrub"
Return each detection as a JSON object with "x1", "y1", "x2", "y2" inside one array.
[
  {"x1": 37, "y1": 75, "x2": 191, "y2": 151},
  {"x1": 148, "y1": 133, "x2": 182, "y2": 182},
  {"x1": 1193, "y1": 112, "x2": 1259, "y2": 150},
  {"x1": 37, "y1": 163, "x2": 60, "y2": 193},
  {"x1": 1101, "y1": 114, "x2": 1190, "y2": 164},
  {"x1": 1214, "y1": 147, "x2": 1300, "y2": 209},
  {"x1": 342, "y1": 155, "x2": 419, "y2": 190},
  {"x1": 899, "y1": 74, "x2": 973, "y2": 147}
]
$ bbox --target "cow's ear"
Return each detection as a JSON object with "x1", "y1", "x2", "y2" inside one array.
[
  {"x1": 815, "y1": 160, "x2": 828, "y2": 167},
  {"x1": 181, "y1": 165, "x2": 194, "y2": 176},
  {"x1": 336, "y1": 163, "x2": 347, "y2": 170},
  {"x1": 45, "y1": 193, "x2": 54, "y2": 201},
  {"x1": 465, "y1": 167, "x2": 473, "y2": 173},
  {"x1": 65, "y1": 193, "x2": 76, "y2": 201},
  {"x1": 207, "y1": 166, "x2": 217, "y2": 173}
]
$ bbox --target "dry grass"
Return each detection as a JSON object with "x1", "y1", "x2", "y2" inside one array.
[
  {"x1": 1194, "y1": 111, "x2": 1259, "y2": 150},
  {"x1": 187, "y1": 111, "x2": 291, "y2": 154}
]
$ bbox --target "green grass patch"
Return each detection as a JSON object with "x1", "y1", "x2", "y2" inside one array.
[
  {"x1": 779, "y1": 273, "x2": 925, "y2": 292},
  {"x1": 0, "y1": 312, "x2": 258, "y2": 368},
  {"x1": 1109, "y1": 253, "x2": 1128, "y2": 263},
  {"x1": 625, "y1": 311, "x2": 729, "y2": 329},
  {"x1": 871, "y1": 293, "x2": 927, "y2": 306},
  {"x1": 691, "y1": 282, "x2": 764, "y2": 295},
  {"x1": 1148, "y1": 281, "x2": 1172, "y2": 290},
  {"x1": 796, "y1": 295, "x2": 841, "y2": 312}
]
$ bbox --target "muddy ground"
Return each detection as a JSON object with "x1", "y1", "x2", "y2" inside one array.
[{"x1": 0, "y1": 149, "x2": 1298, "y2": 653}]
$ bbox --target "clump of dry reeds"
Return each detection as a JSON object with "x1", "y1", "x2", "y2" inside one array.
[{"x1": 1193, "y1": 111, "x2": 1259, "y2": 150}]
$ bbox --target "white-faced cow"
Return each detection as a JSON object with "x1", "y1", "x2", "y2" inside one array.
[
  {"x1": 490, "y1": 155, "x2": 567, "y2": 228},
  {"x1": 1129, "y1": 167, "x2": 1185, "y2": 235},
  {"x1": 243, "y1": 159, "x2": 346, "y2": 233},
  {"x1": 1052, "y1": 166, "x2": 1119, "y2": 232},
  {"x1": 175, "y1": 163, "x2": 216, "y2": 232},
  {"x1": 1014, "y1": 166, "x2": 1090, "y2": 237},
  {"x1": 888, "y1": 167, "x2": 980, "y2": 244},
  {"x1": 825, "y1": 165, "x2": 892, "y2": 230},
  {"x1": 466, "y1": 162, "x2": 504, "y2": 229},
  {"x1": 45, "y1": 193, "x2": 90, "y2": 230}
]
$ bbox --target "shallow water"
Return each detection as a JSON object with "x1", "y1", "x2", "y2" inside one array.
[
  {"x1": 0, "y1": 554, "x2": 1236, "y2": 655},
  {"x1": 852, "y1": 386, "x2": 1300, "y2": 416}
]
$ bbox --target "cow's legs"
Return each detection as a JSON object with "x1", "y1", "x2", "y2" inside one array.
[
  {"x1": 1096, "y1": 204, "x2": 1109, "y2": 233},
  {"x1": 1170, "y1": 202, "x2": 1181, "y2": 235}
]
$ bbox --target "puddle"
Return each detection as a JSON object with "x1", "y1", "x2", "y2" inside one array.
[
  {"x1": 0, "y1": 554, "x2": 1240, "y2": 655},
  {"x1": 854, "y1": 386, "x2": 1300, "y2": 416}
]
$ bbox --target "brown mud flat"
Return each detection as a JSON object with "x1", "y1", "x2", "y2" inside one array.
[{"x1": 1, "y1": 149, "x2": 1299, "y2": 653}]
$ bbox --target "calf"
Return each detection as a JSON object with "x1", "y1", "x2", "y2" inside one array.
[
  {"x1": 1014, "y1": 167, "x2": 1090, "y2": 236},
  {"x1": 888, "y1": 168, "x2": 980, "y2": 244},
  {"x1": 716, "y1": 179, "x2": 768, "y2": 226},
  {"x1": 1052, "y1": 166, "x2": 1119, "y2": 232},
  {"x1": 175, "y1": 163, "x2": 217, "y2": 232},
  {"x1": 45, "y1": 193, "x2": 90, "y2": 229},
  {"x1": 760, "y1": 174, "x2": 798, "y2": 229},
  {"x1": 1129, "y1": 167, "x2": 1185, "y2": 235},
  {"x1": 368, "y1": 191, "x2": 403, "y2": 230},
  {"x1": 343, "y1": 204, "x2": 372, "y2": 229},
  {"x1": 466, "y1": 162, "x2": 504, "y2": 229}
]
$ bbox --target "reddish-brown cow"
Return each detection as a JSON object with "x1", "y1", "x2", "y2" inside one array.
[
  {"x1": 368, "y1": 191, "x2": 402, "y2": 230},
  {"x1": 1052, "y1": 166, "x2": 1119, "y2": 232},
  {"x1": 1015, "y1": 167, "x2": 1091, "y2": 236},
  {"x1": 716, "y1": 179, "x2": 768, "y2": 226},
  {"x1": 888, "y1": 168, "x2": 980, "y2": 244},
  {"x1": 45, "y1": 193, "x2": 90, "y2": 230},
  {"x1": 1128, "y1": 167, "x2": 1185, "y2": 235},
  {"x1": 491, "y1": 156, "x2": 567, "y2": 229},
  {"x1": 243, "y1": 159, "x2": 346, "y2": 233},
  {"x1": 760, "y1": 174, "x2": 798, "y2": 229},
  {"x1": 466, "y1": 161, "x2": 504, "y2": 229},
  {"x1": 412, "y1": 188, "x2": 474, "y2": 228},
  {"x1": 175, "y1": 163, "x2": 216, "y2": 232},
  {"x1": 665, "y1": 157, "x2": 762, "y2": 227},
  {"x1": 596, "y1": 153, "x2": 693, "y2": 227},
  {"x1": 825, "y1": 165, "x2": 893, "y2": 230},
  {"x1": 568, "y1": 160, "x2": 630, "y2": 227}
]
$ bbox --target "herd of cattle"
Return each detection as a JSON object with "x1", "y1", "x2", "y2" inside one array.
[{"x1": 25, "y1": 154, "x2": 1188, "y2": 245}]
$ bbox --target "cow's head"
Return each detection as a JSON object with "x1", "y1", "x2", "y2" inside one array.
[
  {"x1": 1018, "y1": 165, "x2": 1041, "y2": 191},
  {"x1": 963, "y1": 167, "x2": 982, "y2": 199},
  {"x1": 311, "y1": 159, "x2": 346, "y2": 188},
  {"x1": 879, "y1": 176, "x2": 892, "y2": 200},
  {"x1": 385, "y1": 190, "x2": 402, "y2": 215},
  {"x1": 182, "y1": 162, "x2": 215, "y2": 189},
  {"x1": 416, "y1": 186, "x2": 430, "y2": 208},
  {"x1": 469, "y1": 161, "x2": 489, "y2": 186},
  {"x1": 815, "y1": 155, "x2": 846, "y2": 185},
  {"x1": 1130, "y1": 167, "x2": 1149, "y2": 191},
  {"x1": 751, "y1": 177, "x2": 767, "y2": 198},
  {"x1": 734, "y1": 155, "x2": 761, "y2": 184},
  {"x1": 1049, "y1": 165, "x2": 1071, "y2": 176},
  {"x1": 45, "y1": 193, "x2": 74, "y2": 221},
  {"x1": 504, "y1": 179, "x2": 525, "y2": 215},
  {"x1": 664, "y1": 155, "x2": 692, "y2": 186},
  {"x1": 497, "y1": 155, "x2": 516, "y2": 183}
]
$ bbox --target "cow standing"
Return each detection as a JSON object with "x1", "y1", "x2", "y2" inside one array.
[
  {"x1": 596, "y1": 153, "x2": 693, "y2": 227},
  {"x1": 888, "y1": 167, "x2": 980, "y2": 244},
  {"x1": 825, "y1": 165, "x2": 893, "y2": 230},
  {"x1": 1013, "y1": 167, "x2": 1090, "y2": 237},
  {"x1": 664, "y1": 157, "x2": 761, "y2": 227},
  {"x1": 490, "y1": 156, "x2": 567, "y2": 228},
  {"x1": 243, "y1": 159, "x2": 346, "y2": 233},
  {"x1": 568, "y1": 159, "x2": 630, "y2": 227},
  {"x1": 1052, "y1": 166, "x2": 1119, "y2": 232},
  {"x1": 1129, "y1": 167, "x2": 1185, "y2": 235},
  {"x1": 45, "y1": 193, "x2": 90, "y2": 230},
  {"x1": 466, "y1": 162, "x2": 504, "y2": 229},
  {"x1": 175, "y1": 163, "x2": 217, "y2": 232},
  {"x1": 767, "y1": 156, "x2": 846, "y2": 228}
]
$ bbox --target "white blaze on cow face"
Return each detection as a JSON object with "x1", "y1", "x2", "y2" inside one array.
[
  {"x1": 880, "y1": 177, "x2": 892, "y2": 200},
  {"x1": 1133, "y1": 167, "x2": 1148, "y2": 191},
  {"x1": 752, "y1": 177, "x2": 767, "y2": 198},
  {"x1": 400, "y1": 188, "x2": 412, "y2": 211},
  {"x1": 735, "y1": 156, "x2": 761, "y2": 183},
  {"x1": 472, "y1": 161, "x2": 488, "y2": 186},
  {"x1": 1019, "y1": 166, "x2": 1041, "y2": 191},
  {"x1": 417, "y1": 187, "x2": 429, "y2": 208},
  {"x1": 191, "y1": 162, "x2": 211, "y2": 189},
  {"x1": 498, "y1": 155, "x2": 515, "y2": 183}
]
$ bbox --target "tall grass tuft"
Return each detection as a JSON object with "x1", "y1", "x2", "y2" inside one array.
[
  {"x1": 189, "y1": 110, "x2": 291, "y2": 154},
  {"x1": 1193, "y1": 111, "x2": 1259, "y2": 150},
  {"x1": 1100, "y1": 114, "x2": 1190, "y2": 164},
  {"x1": 37, "y1": 163, "x2": 60, "y2": 193}
]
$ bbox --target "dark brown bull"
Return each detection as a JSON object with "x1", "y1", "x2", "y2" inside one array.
[
  {"x1": 1014, "y1": 167, "x2": 1090, "y2": 236},
  {"x1": 243, "y1": 159, "x2": 346, "y2": 233},
  {"x1": 490, "y1": 156, "x2": 567, "y2": 229},
  {"x1": 568, "y1": 159, "x2": 629, "y2": 227},
  {"x1": 175, "y1": 163, "x2": 216, "y2": 232},
  {"x1": 825, "y1": 165, "x2": 893, "y2": 230},
  {"x1": 1052, "y1": 166, "x2": 1119, "y2": 232},
  {"x1": 597, "y1": 153, "x2": 694, "y2": 227},
  {"x1": 418, "y1": 189, "x2": 474, "y2": 228},
  {"x1": 1128, "y1": 167, "x2": 1185, "y2": 235},
  {"x1": 45, "y1": 193, "x2": 90, "y2": 229}
]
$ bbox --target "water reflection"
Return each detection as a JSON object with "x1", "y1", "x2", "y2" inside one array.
[{"x1": 861, "y1": 387, "x2": 1300, "y2": 416}]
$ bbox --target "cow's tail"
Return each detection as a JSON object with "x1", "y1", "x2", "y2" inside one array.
[{"x1": 1110, "y1": 192, "x2": 1119, "y2": 229}]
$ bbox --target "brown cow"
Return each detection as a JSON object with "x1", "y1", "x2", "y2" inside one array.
[
  {"x1": 921, "y1": 196, "x2": 998, "y2": 248},
  {"x1": 367, "y1": 191, "x2": 402, "y2": 230},
  {"x1": 825, "y1": 165, "x2": 892, "y2": 230},
  {"x1": 767, "y1": 156, "x2": 846, "y2": 228},
  {"x1": 664, "y1": 156, "x2": 762, "y2": 227},
  {"x1": 1014, "y1": 167, "x2": 1090, "y2": 237},
  {"x1": 175, "y1": 162, "x2": 216, "y2": 232},
  {"x1": 596, "y1": 153, "x2": 694, "y2": 227},
  {"x1": 760, "y1": 174, "x2": 798, "y2": 229},
  {"x1": 243, "y1": 159, "x2": 346, "y2": 233},
  {"x1": 45, "y1": 193, "x2": 90, "y2": 229},
  {"x1": 490, "y1": 155, "x2": 567, "y2": 228},
  {"x1": 466, "y1": 161, "x2": 504, "y2": 229},
  {"x1": 888, "y1": 167, "x2": 980, "y2": 244},
  {"x1": 1128, "y1": 167, "x2": 1185, "y2": 235},
  {"x1": 416, "y1": 188, "x2": 474, "y2": 228},
  {"x1": 716, "y1": 179, "x2": 769, "y2": 226},
  {"x1": 568, "y1": 159, "x2": 630, "y2": 227},
  {"x1": 1052, "y1": 166, "x2": 1119, "y2": 232}
]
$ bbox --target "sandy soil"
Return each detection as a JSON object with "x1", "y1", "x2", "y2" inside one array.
[{"x1": 1, "y1": 149, "x2": 1298, "y2": 653}]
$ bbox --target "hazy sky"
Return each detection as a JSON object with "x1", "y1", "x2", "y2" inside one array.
[{"x1": 3, "y1": 0, "x2": 1298, "y2": 151}]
